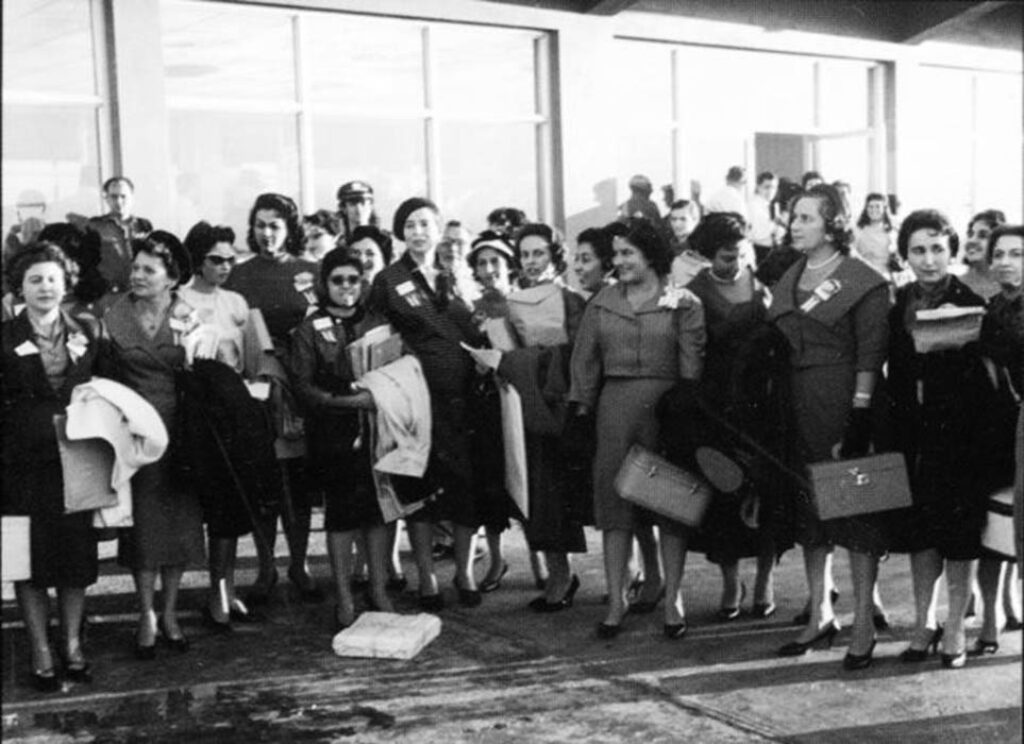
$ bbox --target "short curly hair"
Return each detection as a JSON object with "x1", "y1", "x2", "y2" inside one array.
[
  {"x1": 514, "y1": 223, "x2": 568, "y2": 276},
  {"x1": 986, "y1": 224, "x2": 1023, "y2": 264},
  {"x1": 247, "y1": 193, "x2": 304, "y2": 257},
  {"x1": 611, "y1": 218, "x2": 673, "y2": 277},
  {"x1": 896, "y1": 209, "x2": 960, "y2": 260},
  {"x1": 184, "y1": 221, "x2": 236, "y2": 269},
  {"x1": 783, "y1": 184, "x2": 853, "y2": 255},
  {"x1": 8, "y1": 241, "x2": 73, "y2": 300},
  {"x1": 687, "y1": 212, "x2": 747, "y2": 261},
  {"x1": 575, "y1": 226, "x2": 614, "y2": 273}
]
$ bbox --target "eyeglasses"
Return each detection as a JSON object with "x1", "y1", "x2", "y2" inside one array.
[
  {"x1": 206, "y1": 255, "x2": 236, "y2": 267},
  {"x1": 329, "y1": 275, "x2": 361, "y2": 287}
]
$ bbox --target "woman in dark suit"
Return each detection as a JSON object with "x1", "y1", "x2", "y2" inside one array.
[
  {"x1": 2, "y1": 242, "x2": 102, "y2": 691},
  {"x1": 367, "y1": 197, "x2": 487, "y2": 610}
]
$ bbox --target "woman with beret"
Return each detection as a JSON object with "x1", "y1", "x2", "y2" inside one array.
[
  {"x1": 2, "y1": 242, "x2": 102, "y2": 690},
  {"x1": 683, "y1": 212, "x2": 794, "y2": 621},
  {"x1": 973, "y1": 224, "x2": 1023, "y2": 657},
  {"x1": 569, "y1": 218, "x2": 706, "y2": 639},
  {"x1": 886, "y1": 210, "x2": 998, "y2": 668},
  {"x1": 224, "y1": 193, "x2": 323, "y2": 604},
  {"x1": 768, "y1": 185, "x2": 891, "y2": 669},
  {"x1": 367, "y1": 197, "x2": 487, "y2": 610},
  {"x1": 290, "y1": 250, "x2": 393, "y2": 630},
  {"x1": 100, "y1": 231, "x2": 207, "y2": 658}
]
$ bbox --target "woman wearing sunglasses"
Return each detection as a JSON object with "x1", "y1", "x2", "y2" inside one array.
[{"x1": 180, "y1": 221, "x2": 260, "y2": 628}]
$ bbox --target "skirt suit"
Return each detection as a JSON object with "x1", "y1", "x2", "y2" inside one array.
[
  {"x1": 1, "y1": 311, "x2": 101, "y2": 588},
  {"x1": 569, "y1": 280, "x2": 706, "y2": 531},
  {"x1": 887, "y1": 277, "x2": 994, "y2": 559},
  {"x1": 768, "y1": 256, "x2": 892, "y2": 555},
  {"x1": 101, "y1": 294, "x2": 206, "y2": 570},
  {"x1": 367, "y1": 253, "x2": 487, "y2": 528},
  {"x1": 289, "y1": 305, "x2": 384, "y2": 531}
]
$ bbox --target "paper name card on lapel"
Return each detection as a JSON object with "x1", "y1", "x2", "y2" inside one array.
[{"x1": 331, "y1": 612, "x2": 441, "y2": 660}]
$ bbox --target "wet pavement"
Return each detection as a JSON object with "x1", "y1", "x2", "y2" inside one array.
[{"x1": 2, "y1": 520, "x2": 1021, "y2": 743}]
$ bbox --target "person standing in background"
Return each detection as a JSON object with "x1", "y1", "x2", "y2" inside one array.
[
  {"x1": 748, "y1": 172, "x2": 781, "y2": 266},
  {"x1": 336, "y1": 181, "x2": 381, "y2": 244},
  {"x1": 88, "y1": 177, "x2": 153, "y2": 295}
]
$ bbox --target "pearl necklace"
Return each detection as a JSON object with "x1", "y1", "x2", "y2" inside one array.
[{"x1": 806, "y1": 251, "x2": 841, "y2": 271}]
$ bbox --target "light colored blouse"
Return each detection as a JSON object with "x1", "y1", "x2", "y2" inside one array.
[{"x1": 177, "y1": 284, "x2": 249, "y2": 373}]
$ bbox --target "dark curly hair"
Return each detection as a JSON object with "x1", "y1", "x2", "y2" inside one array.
[
  {"x1": 783, "y1": 184, "x2": 853, "y2": 255},
  {"x1": 687, "y1": 212, "x2": 747, "y2": 261},
  {"x1": 316, "y1": 249, "x2": 365, "y2": 307},
  {"x1": 8, "y1": 241, "x2": 74, "y2": 300},
  {"x1": 36, "y1": 223, "x2": 109, "y2": 303},
  {"x1": 575, "y1": 226, "x2": 614, "y2": 273},
  {"x1": 611, "y1": 218, "x2": 673, "y2": 277},
  {"x1": 988, "y1": 224, "x2": 1024, "y2": 264},
  {"x1": 184, "y1": 221, "x2": 237, "y2": 269},
  {"x1": 132, "y1": 230, "x2": 192, "y2": 287},
  {"x1": 348, "y1": 224, "x2": 394, "y2": 266},
  {"x1": 514, "y1": 223, "x2": 568, "y2": 277},
  {"x1": 896, "y1": 209, "x2": 960, "y2": 260},
  {"x1": 247, "y1": 193, "x2": 303, "y2": 257}
]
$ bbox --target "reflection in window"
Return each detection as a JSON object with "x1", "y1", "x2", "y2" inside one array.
[
  {"x1": 433, "y1": 25, "x2": 542, "y2": 117},
  {"x1": 1, "y1": 106, "x2": 102, "y2": 227},
  {"x1": 312, "y1": 117, "x2": 427, "y2": 223},
  {"x1": 439, "y1": 122, "x2": 537, "y2": 230},
  {"x1": 162, "y1": 3, "x2": 295, "y2": 101},
  {"x1": 168, "y1": 111, "x2": 300, "y2": 240},
  {"x1": 306, "y1": 15, "x2": 424, "y2": 112},
  {"x1": 2, "y1": 0, "x2": 97, "y2": 96}
]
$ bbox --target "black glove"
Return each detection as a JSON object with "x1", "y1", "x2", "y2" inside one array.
[
  {"x1": 839, "y1": 407, "x2": 872, "y2": 458},
  {"x1": 656, "y1": 379, "x2": 700, "y2": 422},
  {"x1": 562, "y1": 404, "x2": 596, "y2": 461}
]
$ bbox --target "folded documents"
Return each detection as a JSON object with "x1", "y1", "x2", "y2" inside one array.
[{"x1": 332, "y1": 612, "x2": 441, "y2": 660}]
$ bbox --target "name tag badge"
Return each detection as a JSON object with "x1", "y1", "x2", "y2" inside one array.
[
  {"x1": 320, "y1": 329, "x2": 338, "y2": 344},
  {"x1": 303, "y1": 289, "x2": 318, "y2": 305},
  {"x1": 396, "y1": 281, "x2": 416, "y2": 296},
  {"x1": 14, "y1": 340, "x2": 40, "y2": 356},
  {"x1": 404, "y1": 291, "x2": 423, "y2": 308},
  {"x1": 293, "y1": 271, "x2": 315, "y2": 294},
  {"x1": 312, "y1": 317, "x2": 333, "y2": 331}
]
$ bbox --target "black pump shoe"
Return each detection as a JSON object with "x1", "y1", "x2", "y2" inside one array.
[
  {"x1": 63, "y1": 659, "x2": 93, "y2": 684},
  {"x1": 968, "y1": 638, "x2": 999, "y2": 656},
  {"x1": 900, "y1": 627, "x2": 943, "y2": 663},
  {"x1": 529, "y1": 575, "x2": 581, "y2": 613},
  {"x1": 843, "y1": 639, "x2": 876, "y2": 671},
  {"x1": 157, "y1": 617, "x2": 190, "y2": 654},
  {"x1": 778, "y1": 621, "x2": 841, "y2": 657},
  {"x1": 663, "y1": 621, "x2": 688, "y2": 640},
  {"x1": 32, "y1": 669, "x2": 61, "y2": 693},
  {"x1": 202, "y1": 607, "x2": 233, "y2": 634}
]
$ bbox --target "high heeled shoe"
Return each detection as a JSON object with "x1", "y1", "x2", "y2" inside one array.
[
  {"x1": 453, "y1": 578, "x2": 482, "y2": 608},
  {"x1": 596, "y1": 621, "x2": 623, "y2": 639},
  {"x1": 663, "y1": 621, "x2": 688, "y2": 640},
  {"x1": 792, "y1": 589, "x2": 840, "y2": 626},
  {"x1": 529, "y1": 575, "x2": 581, "y2": 613},
  {"x1": 777, "y1": 621, "x2": 841, "y2": 657},
  {"x1": 418, "y1": 593, "x2": 445, "y2": 612},
  {"x1": 1005, "y1": 617, "x2": 1023, "y2": 632},
  {"x1": 629, "y1": 585, "x2": 666, "y2": 615},
  {"x1": 62, "y1": 655, "x2": 93, "y2": 684},
  {"x1": 941, "y1": 650, "x2": 967, "y2": 669},
  {"x1": 157, "y1": 617, "x2": 190, "y2": 654},
  {"x1": 716, "y1": 583, "x2": 747, "y2": 622},
  {"x1": 479, "y1": 563, "x2": 510, "y2": 594},
  {"x1": 202, "y1": 606, "x2": 233, "y2": 634},
  {"x1": 968, "y1": 638, "x2": 999, "y2": 656},
  {"x1": 900, "y1": 627, "x2": 943, "y2": 662},
  {"x1": 843, "y1": 639, "x2": 877, "y2": 671},
  {"x1": 872, "y1": 610, "x2": 891, "y2": 632},
  {"x1": 245, "y1": 569, "x2": 279, "y2": 606},
  {"x1": 134, "y1": 614, "x2": 157, "y2": 660},
  {"x1": 751, "y1": 602, "x2": 776, "y2": 619},
  {"x1": 288, "y1": 569, "x2": 326, "y2": 603},
  {"x1": 32, "y1": 668, "x2": 61, "y2": 693}
]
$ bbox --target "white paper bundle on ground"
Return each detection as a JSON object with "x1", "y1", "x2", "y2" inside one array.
[{"x1": 332, "y1": 612, "x2": 441, "y2": 660}]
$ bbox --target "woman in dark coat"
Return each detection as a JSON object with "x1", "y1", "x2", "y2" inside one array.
[
  {"x1": 367, "y1": 197, "x2": 487, "y2": 610},
  {"x1": 290, "y1": 251, "x2": 392, "y2": 630},
  {"x1": 768, "y1": 185, "x2": 891, "y2": 669},
  {"x1": 683, "y1": 212, "x2": 795, "y2": 620},
  {"x1": 887, "y1": 210, "x2": 997, "y2": 667},
  {"x1": 100, "y1": 231, "x2": 207, "y2": 658},
  {"x1": 2, "y1": 243, "x2": 102, "y2": 691},
  {"x1": 974, "y1": 224, "x2": 1023, "y2": 657}
]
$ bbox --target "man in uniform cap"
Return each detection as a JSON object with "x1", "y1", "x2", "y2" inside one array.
[{"x1": 336, "y1": 180, "x2": 379, "y2": 242}]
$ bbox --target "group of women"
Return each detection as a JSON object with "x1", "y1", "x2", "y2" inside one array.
[{"x1": 2, "y1": 181, "x2": 1020, "y2": 694}]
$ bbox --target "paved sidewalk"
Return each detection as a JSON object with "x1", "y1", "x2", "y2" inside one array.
[{"x1": 2, "y1": 522, "x2": 1021, "y2": 742}]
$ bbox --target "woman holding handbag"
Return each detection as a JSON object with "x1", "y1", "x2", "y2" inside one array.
[
  {"x1": 2, "y1": 242, "x2": 102, "y2": 691},
  {"x1": 569, "y1": 218, "x2": 705, "y2": 639},
  {"x1": 768, "y1": 184, "x2": 891, "y2": 669}
]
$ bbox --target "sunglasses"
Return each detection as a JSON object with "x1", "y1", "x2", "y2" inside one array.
[
  {"x1": 206, "y1": 255, "x2": 236, "y2": 267},
  {"x1": 329, "y1": 275, "x2": 361, "y2": 287}
]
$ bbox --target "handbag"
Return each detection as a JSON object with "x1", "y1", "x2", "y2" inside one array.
[
  {"x1": 807, "y1": 452, "x2": 912, "y2": 520},
  {"x1": 614, "y1": 444, "x2": 712, "y2": 526},
  {"x1": 910, "y1": 306, "x2": 985, "y2": 353},
  {"x1": 2, "y1": 516, "x2": 31, "y2": 581},
  {"x1": 981, "y1": 488, "x2": 1015, "y2": 559}
]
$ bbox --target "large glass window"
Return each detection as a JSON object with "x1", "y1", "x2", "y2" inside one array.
[
  {"x1": 2, "y1": 0, "x2": 106, "y2": 234},
  {"x1": 162, "y1": 1, "x2": 551, "y2": 240}
]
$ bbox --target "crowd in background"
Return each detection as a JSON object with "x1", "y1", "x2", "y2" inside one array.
[{"x1": 2, "y1": 165, "x2": 1021, "y2": 693}]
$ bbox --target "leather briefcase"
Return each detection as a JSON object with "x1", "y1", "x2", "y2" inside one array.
[
  {"x1": 807, "y1": 452, "x2": 912, "y2": 520},
  {"x1": 614, "y1": 444, "x2": 712, "y2": 526}
]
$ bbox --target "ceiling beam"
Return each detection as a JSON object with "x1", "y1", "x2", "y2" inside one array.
[
  {"x1": 899, "y1": 1, "x2": 1010, "y2": 44},
  {"x1": 579, "y1": 0, "x2": 638, "y2": 15}
]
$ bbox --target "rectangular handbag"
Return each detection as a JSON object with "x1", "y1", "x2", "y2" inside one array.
[
  {"x1": 981, "y1": 488, "x2": 1015, "y2": 559},
  {"x1": 910, "y1": 306, "x2": 985, "y2": 353},
  {"x1": 614, "y1": 443, "x2": 712, "y2": 526},
  {"x1": 807, "y1": 452, "x2": 912, "y2": 520}
]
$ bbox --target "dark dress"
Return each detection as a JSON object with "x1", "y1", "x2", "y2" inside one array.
[
  {"x1": 101, "y1": 294, "x2": 206, "y2": 570},
  {"x1": 1, "y1": 311, "x2": 100, "y2": 588},
  {"x1": 685, "y1": 269, "x2": 796, "y2": 564},
  {"x1": 290, "y1": 305, "x2": 384, "y2": 531},
  {"x1": 768, "y1": 255, "x2": 892, "y2": 555},
  {"x1": 887, "y1": 278, "x2": 1017, "y2": 559},
  {"x1": 497, "y1": 284, "x2": 588, "y2": 553},
  {"x1": 367, "y1": 253, "x2": 487, "y2": 528}
]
